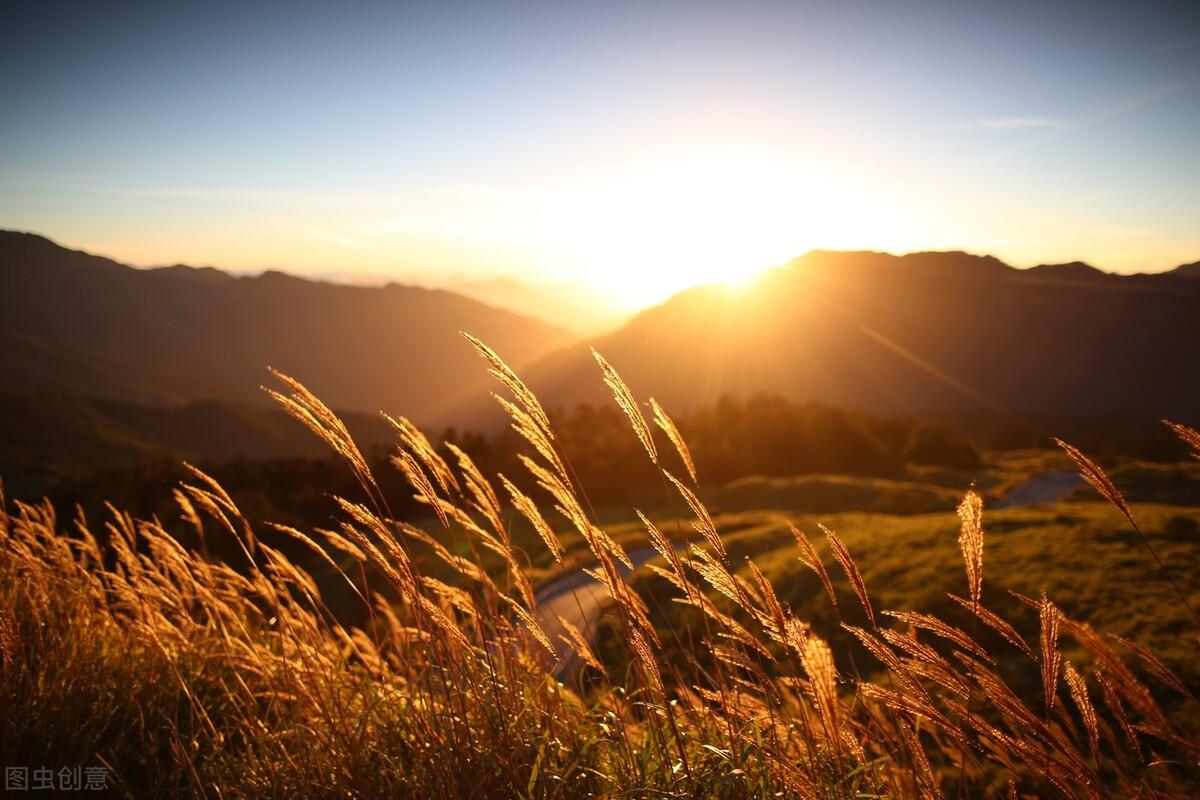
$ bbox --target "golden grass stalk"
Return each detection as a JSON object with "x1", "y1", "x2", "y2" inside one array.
[
  {"x1": 1054, "y1": 612, "x2": 1166, "y2": 728},
  {"x1": 956, "y1": 489, "x2": 983, "y2": 607},
  {"x1": 497, "y1": 395, "x2": 572, "y2": 485},
  {"x1": 800, "y1": 635, "x2": 839, "y2": 743},
  {"x1": 665, "y1": 470, "x2": 725, "y2": 560},
  {"x1": 316, "y1": 525, "x2": 366, "y2": 562},
  {"x1": 462, "y1": 332, "x2": 553, "y2": 436},
  {"x1": 1053, "y1": 439, "x2": 1135, "y2": 529},
  {"x1": 675, "y1": 592, "x2": 771, "y2": 659},
  {"x1": 953, "y1": 489, "x2": 983, "y2": 800},
  {"x1": 1039, "y1": 593, "x2": 1061, "y2": 715},
  {"x1": 783, "y1": 616, "x2": 810, "y2": 660},
  {"x1": 517, "y1": 454, "x2": 581, "y2": 533},
  {"x1": 649, "y1": 398, "x2": 696, "y2": 483},
  {"x1": 884, "y1": 611, "x2": 992, "y2": 663},
  {"x1": 947, "y1": 593, "x2": 1034, "y2": 659},
  {"x1": 267, "y1": 522, "x2": 368, "y2": 606},
  {"x1": 1064, "y1": 662, "x2": 1100, "y2": 761},
  {"x1": 589, "y1": 522, "x2": 635, "y2": 572},
  {"x1": 790, "y1": 524, "x2": 838, "y2": 610},
  {"x1": 444, "y1": 442, "x2": 505, "y2": 540},
  {"x1": 501, "y1": 594, "x2": 557, "y2": 659},
  {"x1": 859, "y1": 683, "x2": 968, "y2": 747},
  {"x1": 265, "y1": 368, "x2": 378, "y2": 499},
  {"x1": 899, "y1": 720, "x2": 939, "y2": 799},
  {"x1": 628, "y1": 624, "x2": 665, "y2": 696},
  {"x1": 688, "y1": 544, "x2": 741, "y2": 605},
  {"x1": 500, "y1": 474, "x2": 563, "y2": 563},
  {"x1": 5, "y1": 336, "x2": 1198, "y2": 798},
  {"x1": 844, "y1": 624, "x2": 910, "y2": 682},
  {"x1": 423, "y1": 576, "x2": 479, "y2": 619},
  {"x1": 879, "y1": 628, "x2": 966, "y2": 694},
  {"x1": 1109, "y1": 634, "x2": 1197, "y2": 703},
  {"x1": 1056, "y1": 437, "x2": 1200, "y2": 629},
  {"x1": 392, "y1": 451, "x2": 450, "y2": 529},
  {"x1": 1094, "y1": 670, "x2": 1143, "y2": 760},
  {"x1": 745, "y1": 558, "x2": 788, "y2": 645},
  {"x1": 385, "y1": 412, "x2": 460, "y2": 494},
  {"x1": 556, "y1": 615, "x2": 605, "y2": 674},
  {"x1": 1163, "y1": 418, "x2": 1200, "y2": 459},
  {"x1": 402, "y1": 523, "x2": 487, "y2": 586},
  {"x1": 636, "y1": 510, "x2": 695, "y2": 602},
  {"x1": 821, "y1": 523, "x2": 875, "y2": 628},
  {"x1": 592, "y1": 348, "x2": 658, "y2": 465}
]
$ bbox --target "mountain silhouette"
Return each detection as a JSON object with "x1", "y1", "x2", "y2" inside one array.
[
  {"x1": 1170, "y1": 260, "x2": 1200, "y2": 279},
  {"x1": 6, "y1": 232, "x2": 1199, "y2": 449},
  {"x1": 418, "y1": 274, "x2": 629, "y2": 335},
  {"x1": 0, "y1": 384, "x2": 395, "y2": 488},
  {"x1": 475, "y1": 250, "x2": 1200, "y2": 427},
  {"x1": 0, "y1": 231, "x2": 573, "y2": 421}
]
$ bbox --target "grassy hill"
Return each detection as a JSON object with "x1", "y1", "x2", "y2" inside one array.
[
  {"x1": 0, "y1": 231, "x2": 574, "y2": 419},
  {"x1": 0, "y1": 384, "x2": 395, "y2": 496},
  {"x1": 604, "y1": 501, "x2": 1200, "y2": 689},
  {"x1": 9, "y1": 349, "x2": 1200, "y2": 797},
  {"x1": 463, "y1": 250, "x2": 1200, "y2": 429}
]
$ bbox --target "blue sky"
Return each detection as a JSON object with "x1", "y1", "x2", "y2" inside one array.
[{"x1": 2, "y1": 1, "x2": 1198, "y2": 305}]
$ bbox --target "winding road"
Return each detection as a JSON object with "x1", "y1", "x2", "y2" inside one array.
[
  {"x1": 992, "y1": 470, "x2": 1086, "y2": 508},
  {"x1": 535, "y1": 546, "x2": 680, "y2": 679},
  {"x1": 534, "y1": 471, "x2": 1086, "y2": 678}
]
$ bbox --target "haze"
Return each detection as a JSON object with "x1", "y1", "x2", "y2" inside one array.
[{"x1": 2, "y1": 0, "x2": 1198, "y2": 308}]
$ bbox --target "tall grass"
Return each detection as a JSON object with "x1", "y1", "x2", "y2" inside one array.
[{"x1": 2, "y1": 338, "x2": 1198, "y2": 798}]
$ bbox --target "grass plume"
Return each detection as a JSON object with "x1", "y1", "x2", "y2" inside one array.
[{"x1": 0, "y1": 341, "x2": 1196, "y2": 798}]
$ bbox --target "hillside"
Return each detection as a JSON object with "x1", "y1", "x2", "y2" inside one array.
[
  {"x1": 1171, "y1": 260, "x2": 1200, "y2": 279},
  {"x1": 606, "y1": 500, "x2": 1200, "y2": 706},
  {"x1": 491, "y1": 250, "x2": 1200, "y2": 426},
  {"x1": 0, "y1": 385, "x2": 396, "y2": 495},
  {"x1": 425, "y1": 274, "x2": 629, "y2": 335},
  {"x1": 0, "y1": 231, "x2": 575, "y2": 420}
]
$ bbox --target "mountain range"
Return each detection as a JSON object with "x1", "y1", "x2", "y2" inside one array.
[
  {"x1": 0, "y1": 231, "x2": 572, "y2": 419},
  {"x1": 406, "y1": 273, "x2": 629, "y2": 336},
  {"x1": 502, "y1": 250, "x2": 1200, "y2": 426},
  {"x1": 2, "y1": 230, "x2": 1198, "y2": 484}
]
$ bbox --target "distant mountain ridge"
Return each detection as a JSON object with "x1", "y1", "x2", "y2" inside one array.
[
  {"x1": 1024, "y1": 261, "x2": 1106, "y2": 280},
  {"x1": 1170, "y1": 261, "x2": 1200, "y2": 279},
  {"x1": 418, "y1": 274, "x2": 630, "y2": 336},
  {"x1": 474, "y1": 249, "x2": 1200, "y2": 427},
  {"x1": 0, "y1": 231, "x2": 574, "y2": 422},
  {"x1": 4, "y1": 230, "x2": 1199, "y2": 450},
  {"x1": 0, "y1": 383, "x2": 395, "y2": 488}
]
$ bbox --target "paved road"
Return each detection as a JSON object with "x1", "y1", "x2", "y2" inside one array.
[
  {"x1": 993, "y1": 470, "x2": 1086, "y2": 508},
  {"x1": 535, "y1": 546, "x2": 677, "y2": 679},
  {"x1": 534, "y1": 470, "x2": 1086, "y2": 678}
]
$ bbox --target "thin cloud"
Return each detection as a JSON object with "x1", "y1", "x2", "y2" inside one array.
[
  {"x1": 951, "y1": 116, "x2": 1064, "y2": 131},
  {"x1": 0, "y1": 169, "x2": 400, "y2": 207},
  {"x1": 1094, "y1": 225, "x2": 1152, "y2": 240},
  {"x1": 1154, "y1": 38, "x2": 1197, "y2": 53},
  {"x1": 309, "y1": 230, "x2": 377, "y2": 250},
  {"x1": 1082, "y1": 79, "x2": 1196, "y2": 125},
  {"x1": 427, "y1": 182, "x2": 561, "y2": 202},
  {"x1": 953, "y1": 80, "x2": 1197, "y2": 134}
]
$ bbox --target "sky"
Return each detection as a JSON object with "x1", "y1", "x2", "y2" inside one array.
[{"x1": 2, "y1": 0, "x2": 1199, "y2": 308}]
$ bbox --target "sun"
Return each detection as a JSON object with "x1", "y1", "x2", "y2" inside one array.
[
  {"x1": 559, "y1": 150, "x2": 836, "y2": 308},
  {"x1": 516, "y1": 145, "x2": 918, "y2": 310}
]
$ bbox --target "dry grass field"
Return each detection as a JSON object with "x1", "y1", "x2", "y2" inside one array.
[{"x1": 2, "y1": 338, "x2": 1198, "y2": 798}]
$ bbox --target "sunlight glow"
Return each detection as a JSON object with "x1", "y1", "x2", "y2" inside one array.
[
  {"x1": 547, "y1": 149, "x2": 919, "y2": 308},
  {"x1": 79, "y1": 145, "x2": 936, "y2": 313}
]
